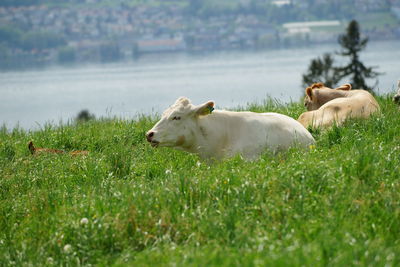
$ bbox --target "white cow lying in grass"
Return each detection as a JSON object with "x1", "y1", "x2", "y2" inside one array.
[
  {"x1": 394, "y1": 80, "x2": 400, "y2": 104},
  {"x1": 146, "y1": 97, "x2": 315, "y2": 160}
]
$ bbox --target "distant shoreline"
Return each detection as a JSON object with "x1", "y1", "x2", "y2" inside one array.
[{"x1": 1, "y1": 38, "x2": 399, "y2": 72}]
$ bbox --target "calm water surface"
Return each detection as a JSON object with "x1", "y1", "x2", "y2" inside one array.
[{"x1": 1, "y1": 40, "x2": 399, "y2": 130}]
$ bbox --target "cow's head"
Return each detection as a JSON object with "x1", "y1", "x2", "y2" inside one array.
[
  {"x1": 304, "y1": 83, "x2": 352, "y2": 111},
  {"x1": 146, "y1": 97, "x2": 214, "y2": 149},
  {"x1": 394, "y1": 80, "x2": 400, "y2": 104},
  {"x1": 394, "y1": 94, "x2": 400, "y2": 104}
]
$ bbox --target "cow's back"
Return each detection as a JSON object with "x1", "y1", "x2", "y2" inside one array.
[
  {"x1": 200, "y1": 111, "x2": 314, "y2": 159},
  {"x1": 258, "y1": 112, "x2": 315, "y2": 151},
  {"x1": 320, "y1": 90, "x2": 379, "y2": 119}
]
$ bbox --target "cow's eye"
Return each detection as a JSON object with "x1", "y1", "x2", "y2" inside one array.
[{"x1": 172, "y1": 116, "x2": 181, "y2": 120}]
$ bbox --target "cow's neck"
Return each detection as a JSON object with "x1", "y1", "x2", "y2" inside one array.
[
  {"x1": 191, "y1": 111, "x2": 232, "y2": 159},
  {"x1": 316, "y1": 89, "x2": 349, "y2": 106}
]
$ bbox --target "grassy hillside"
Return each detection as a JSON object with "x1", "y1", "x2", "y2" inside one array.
[{"x1": 1, "y1": 95, "x2": 400, "y2": 266}]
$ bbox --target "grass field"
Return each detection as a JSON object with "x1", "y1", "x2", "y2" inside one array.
[{"x1": 1, "y1": 95, "x2": 400, "y2": 266}]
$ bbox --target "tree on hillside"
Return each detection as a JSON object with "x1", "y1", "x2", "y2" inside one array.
[
  {"x1": 0, "y1": 0, "x2": 42, "y2": 6},
  {"x1": 187, "y1": 0, "x2": 202, "y2": 16},
  {"x1": 58, "y1": 46, "x2": 76, "y2": 63},
  {"x1": 99, "y1": 42, "x2": 121, "y2": 62},
  {"x1": 302, "y1": 20, "x2": 381, "y2": 92},
  {"x1": 336, "y1": 20, "x2": 381, "y2": 92},
  {"x1": 76, "y1": 109, "x2": 95, "y2": 122},
  {"x1": 20, "y1": 31, "x2": 66, "y2": 51},
  {"x1": 302, "y1": 53, "x2": 341, "y2": 88},
  {"x1": 0, "y1": 26, "x2": 22, "y2": 47}
]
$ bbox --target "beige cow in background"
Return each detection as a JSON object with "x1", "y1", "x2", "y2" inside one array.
[{"x1": 298, "y1": 83, "x2": 380, "y2": 129}]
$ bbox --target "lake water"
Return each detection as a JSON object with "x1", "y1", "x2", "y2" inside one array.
[{"x1": 1, "y1": 40, "x2": 399, "y2": 130}]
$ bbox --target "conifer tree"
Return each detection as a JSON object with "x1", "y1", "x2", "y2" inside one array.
[
  {"x1": 302, "y1": 53, "x2": 341, "y2": 88},
  {"x1": 336, "y1": 20, "x2": 380, "y2": 92}
]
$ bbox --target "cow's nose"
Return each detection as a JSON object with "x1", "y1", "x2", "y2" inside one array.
[{"x1": 146, "y1": 131, "x2": 154, "y2": 142}]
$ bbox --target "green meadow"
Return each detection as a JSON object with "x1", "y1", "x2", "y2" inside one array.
[{"x1": 1, "y1": 95, "x2": 399, "y2": 266}]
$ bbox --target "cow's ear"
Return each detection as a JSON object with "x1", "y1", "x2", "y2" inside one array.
[
  {"x1": 306, "y1": 87, "x2": 313, "y2": 100},
  {"x1": 311, "y1": 83, "x2": 324, "y2": 89},
  {"x1": 175, "y1": 97, "x2": 191, "y2": 106},
  {"x1": 336, "y1": 83, "x2": 352, "y2": 91},
  {"x1": 397, "y1": 80, "x2": 400, "y2": 94},
  {"x1": 194, "y1": 101, "x2": 215, "y2": 116}
]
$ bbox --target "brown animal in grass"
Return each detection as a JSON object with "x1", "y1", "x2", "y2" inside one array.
[
  {"x1": 28, "y1": 141, "x2": 89, "y2": 156},
  {"x1": 69, "y1": 150, "x2": 89, "y2": 156},
  {"x1": 298, "y1": 83, "x2": 380, "y2": 129},
  {"x1": 28, "y1": 141, "x2": 64, "y2": 155}
]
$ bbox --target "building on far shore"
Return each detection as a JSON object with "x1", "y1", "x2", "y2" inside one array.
[
  {"x1": 136, "y1": 36, "x2": 186, "y2": 54},
  {"x1": 282, "y1": 20, "x2": 342, "y2": 44}
]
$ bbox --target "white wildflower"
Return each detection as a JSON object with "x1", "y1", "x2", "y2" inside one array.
[
  {"x1": 63, "y1": 244, "x2": 72, "y2": 253},
  {"x1": 80, "y1": 218, "x2": 89, "y2": 225}
]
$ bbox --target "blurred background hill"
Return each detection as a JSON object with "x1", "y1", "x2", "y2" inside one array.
[{"x1": 1, "y1": 0, "x2": 399, "y2": 69}]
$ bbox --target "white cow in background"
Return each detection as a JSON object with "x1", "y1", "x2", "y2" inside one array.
[
  {"x1": 394, "y1": 80, "x2": 400, "y2": 104},
  {"x1": 146, "y1": 97, "x2": 315, "y2": 160}
]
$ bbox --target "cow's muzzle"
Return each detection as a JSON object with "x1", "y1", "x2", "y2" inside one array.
[
  {"x1": 146, "y1": 131, "x2": 160, "y2": 147},
  {"x1": 394, "y1": 95, "x2": 400, "y2": 104}
]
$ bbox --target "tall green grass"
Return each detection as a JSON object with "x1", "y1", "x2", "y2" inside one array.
[{"x1": 1, "y1": 96, "x2": 399, "y2": 266}]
